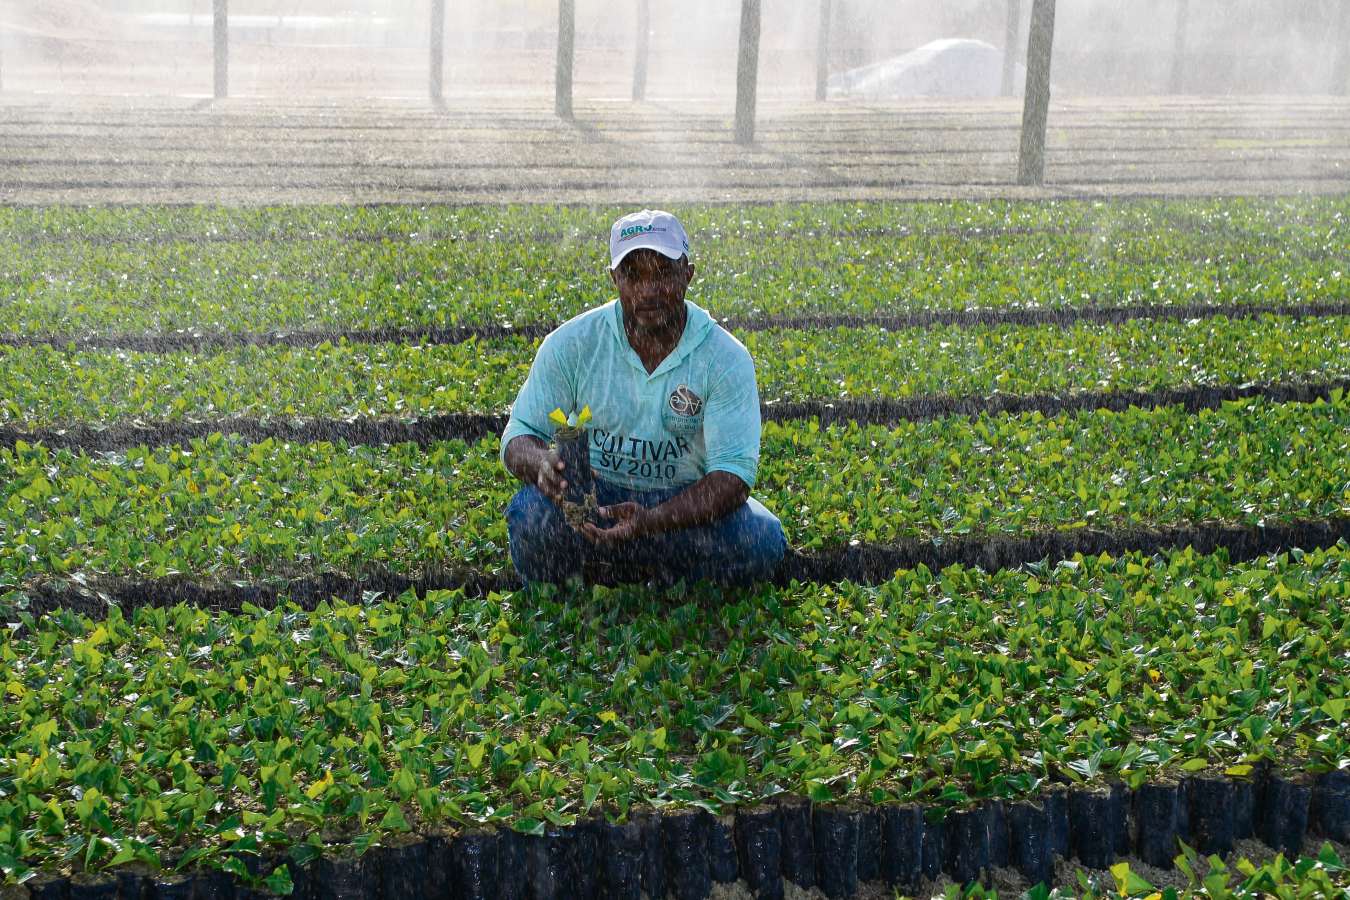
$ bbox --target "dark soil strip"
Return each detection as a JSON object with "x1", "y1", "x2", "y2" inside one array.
[
  {"x1": 3, "y1": 376, "x2": 1347, "y2": 455},
  {"x1": 10, "y1": 517, "x2": 1349, "y2": 628},
  {"x1": 21, "y1": 767, "x2": 1345, "y2": 899},
  {"x1": 2, "y1": 299, "x2": 1345, "y2": 354},
  {"x1": 775, "y1": 517, "x2": 1350, "y2": 589}
]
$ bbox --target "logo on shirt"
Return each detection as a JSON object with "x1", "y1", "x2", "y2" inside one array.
[{"x1": 668, "y1": 384, "x2": 704, "y2": 417}]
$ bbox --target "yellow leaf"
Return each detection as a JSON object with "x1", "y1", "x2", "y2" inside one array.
[
  {"x1": 598, "y1": 711, "x2": 617, "y2": 724},
  {"x1": 466, "y1": 743, "x2": 486, "y2": 769},
  {"x1": 71, "y1": 642, "x2": 104, "y2": 668},
  {"x1": 29, "y1": 719, "x2": 58, "y2": 746},
  {"x1": 304, "y1": 771, "x2": 333, "y2": 800},
  {"x1": 548, "y1": 409, "x2": 569, "y2": 427}
]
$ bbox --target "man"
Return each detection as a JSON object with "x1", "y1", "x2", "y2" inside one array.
[{"x1": 500, "y1": 209, "x2": 787, "y2": 588}]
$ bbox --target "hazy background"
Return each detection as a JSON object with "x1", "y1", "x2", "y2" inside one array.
[{"x1": 3, "y1": 0, "x2": 1345, "y2": 99}]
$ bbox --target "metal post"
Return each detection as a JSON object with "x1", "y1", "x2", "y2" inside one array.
[
  {"x1": 1169, "y1": 0, "x2": 1189, "y2": 94},
  {"x1": 1333, "y1": 0, "x2": 1349, "y2": 96},
  {"x1": 1016, "y1": 0, "x2": 1056, "y2": 186},
  {"x1": 430, "y1": 0, "x2": 446, "y2": 100},
  {"x1": 212, "y1": 0, "x2": 229, "y2": 99},
  {"x1": 734, "y1": 0, "x2": 762, "y2": 144},
  {"x1": 632, "y1": 0, "x2": 650, "y2": 101},
  {"x1": 555, "y1": 0, "x2": 575, "y2": 119},
  {"x1": 1001, "y1": 0, "x2": 1022, "y2": 97},
  {"x1": 815, "y1": 0, "x2": 832, "y2": 101}
]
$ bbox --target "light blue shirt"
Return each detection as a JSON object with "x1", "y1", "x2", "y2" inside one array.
[{"x1": 500, "y1": 299, "x2": 761, "y2": 491}]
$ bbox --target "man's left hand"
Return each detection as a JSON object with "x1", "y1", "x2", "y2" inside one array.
[{"x1": 580, "y1": 502, "x2": 653, "y2": 545}]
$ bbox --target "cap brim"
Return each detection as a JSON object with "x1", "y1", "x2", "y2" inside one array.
[{"x1": 609, "y1": 242, "x2": 686, "y2": 270}]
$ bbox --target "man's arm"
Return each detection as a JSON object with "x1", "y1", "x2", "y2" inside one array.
[
  {"x1": 504, "y1": 434, "x2": 568, "y2": 502},
  {"x1": 580, "y1": 471, "x2": 748, "y2": 545}
]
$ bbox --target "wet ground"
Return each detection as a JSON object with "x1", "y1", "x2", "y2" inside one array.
[{"x1": 1, "y1": 94, "x2": 1346, "y2": 205}]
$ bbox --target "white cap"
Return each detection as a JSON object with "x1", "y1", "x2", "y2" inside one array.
[{"x1": 608, "y1": 209, "x2": 691, "y2": 270}]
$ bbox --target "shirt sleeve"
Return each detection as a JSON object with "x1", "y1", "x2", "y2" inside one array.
[
  {"x1": 499, "y1": 333, "x2": 574, "y2": 466},
  {"x1": 702, "y1": 341, "x2": 761, "y2": 489}
]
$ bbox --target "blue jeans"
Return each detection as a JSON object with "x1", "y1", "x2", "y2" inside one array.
[{"x1": 506, "y1": 479, "x2": 787, "y2": 588}]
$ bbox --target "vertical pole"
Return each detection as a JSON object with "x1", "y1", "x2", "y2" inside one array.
[
  {"x1": 430, "y1": 0, "x2": 446, "y2": 100},
  {"x1": 1169, "y1": 0, "x2": 1189, "y2": 94},
  {"x1": 1001, "y1": 0, "x2": 1022, "y2": 97},
  {"x1": 632, "y1": 0, "x2": 650, "y2": 102},
  {"x1": 815, "y1": 0, "x2": 832, "y2": 101},
  {"x1": 1016, "y1": 0, "x2": 1056, "y2": 186},
  {"x1": 555, "y1": 0, "x2": 575, "y2": 119},
  {"x1": 734, "y1": 0, "x2": 762, "y2": 144},
  {"x1": 213, "y1": 0, "x2": 228, "y2": 99},
  {"x1": 1333, "y1": 0, "x2": 1349, "y2": 96}
]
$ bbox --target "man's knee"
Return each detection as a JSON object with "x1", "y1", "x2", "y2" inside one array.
[
  {"x1": 506, "y1": 486, "x2": 581, "y2": 583},
  {"x1": 687, "y1": 497, "x2": 785, "y2": 585},
  {"x1": 736, "y1": 498, "x2": 787, "y2": 574},
  {"x1": 507, "y1": 485, "x2": 560, "y2": 535}
]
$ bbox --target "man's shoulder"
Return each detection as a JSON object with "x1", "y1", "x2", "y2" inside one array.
[
  {"x1": 703, "y1": 318, "x2": 754, "y2": 370},
  {"x1": 541, "y1": 301, "x2": 616, "y2": 350}
]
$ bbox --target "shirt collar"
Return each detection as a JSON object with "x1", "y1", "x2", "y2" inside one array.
[{"x1": 609, "y1": 299, "x2": 709, "y2": 379}]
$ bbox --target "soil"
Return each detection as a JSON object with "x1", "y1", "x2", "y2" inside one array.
[
  {"x1": 1, "y1": 95, "x2": 1346, "y2": 205},
  {"x1": 2, "y1": 302, "x2": 1345, "y2": 356},
  {"x1": 7, "y1": 514, "x2": 1348, "y2": 631},
  {"x1": 4, "y1": 375, "x2": 1347, "y2": 455}
]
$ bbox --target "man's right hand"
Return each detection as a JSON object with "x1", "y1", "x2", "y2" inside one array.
[
  {"x1": 504, "y1": 435, "x2": 569, "y2": 502},
  {"x1": 535, "y1": 448, "x2": 568, "y2": 502}
]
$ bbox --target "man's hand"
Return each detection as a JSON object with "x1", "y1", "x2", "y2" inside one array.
[
  {"x1": 580, "y1": 502, "x2": 650, "y2": 545},
  {"x1": 534, "y1": 448, "x2": 568, "y2": 503},
  {"x1": 505, "y1": 436, "x2": 570, "y2": 503}
]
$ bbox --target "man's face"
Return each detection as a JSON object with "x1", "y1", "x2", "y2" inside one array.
[{"x1": 609, "y1": 249, "x2": 696, "y2": 334}]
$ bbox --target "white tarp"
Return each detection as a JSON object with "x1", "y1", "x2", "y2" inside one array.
[{"x1": 828, "y1": 38, "x2": 1026, "y2": 99}]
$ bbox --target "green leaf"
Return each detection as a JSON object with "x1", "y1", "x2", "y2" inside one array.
[
  {"x1": 379, "y1": 804, "x2": 409, "y2": 832},
  {"x1": 513, "y1": 818, "x2": 546, "y2": 837},
  {"x1": 1111, "y1": 860, "x2": 1157, "y2": 896},
  {"x1": 263, "y1": 865, "x2": 295, "y2": 895},
  {"x1": 581, "y1": 783, "x2": 601, "y2": 814}
]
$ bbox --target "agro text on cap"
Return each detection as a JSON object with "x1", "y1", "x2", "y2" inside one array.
[{"x1": 609, "y1": 209, "x2": 691, "y2": 270}]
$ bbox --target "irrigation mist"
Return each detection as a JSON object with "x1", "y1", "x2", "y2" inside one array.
[
  {"x1": 5, "y1": 0, "x2": 1347, "y2": 98},
  {"x1": 0, "y1": 0, "x2": 1345, "y2": 204}
]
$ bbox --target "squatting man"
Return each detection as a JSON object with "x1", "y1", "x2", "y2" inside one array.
[{"x1": 500, "y1": 209, "x2": 787, "y2": 587}]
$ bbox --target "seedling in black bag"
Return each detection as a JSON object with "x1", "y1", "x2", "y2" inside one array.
[{"x1": 549, "y1": 406, "x2": 599, "y2": 529}]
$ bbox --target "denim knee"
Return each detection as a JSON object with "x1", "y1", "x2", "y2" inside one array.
[
  {"x1": 506, "y1": 486, "x2": 583, "y2": 584},
  {"x1": 736, "y1": 498, "x2": 788, "y2": 580},
  {"x1": 673, "y1": 497, "x2": 787, "y2": 587}
]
